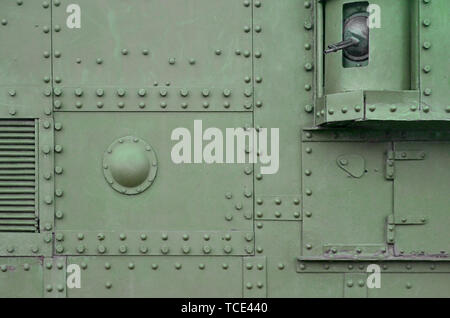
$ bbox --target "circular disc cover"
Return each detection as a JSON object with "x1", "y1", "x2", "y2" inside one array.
[{"x1": 103, "y1": 136, "x2": 158, "y2": 195}]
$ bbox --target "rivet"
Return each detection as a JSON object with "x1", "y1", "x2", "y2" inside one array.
[
  {"x1": 97, "y1": 245, "x2": 106, "y2": 254},
  {"x1": 44, "y1": 195, "x2": 53, "y2": 205},
  {"x1": 76, "y1": 245, "x2": 85, "y2": 254},
  {"x1": 423, "y1": 41, "x2": 431, "y2": 49},
  {"x1": 138, "y1": 88, "x2": 147, "y2": 97},
  {"x1": 160, "y1": 245, "x2": 169, "y2": 254},
  {"x1": 304, "y1": 22, "x2": 313, "y2": 30},
  {"x1": 203, "y1": 245, "x2": 211, "y2": 254},
  {"x1": 117, "y1": 88, "x2": 126, "y2": 97}
]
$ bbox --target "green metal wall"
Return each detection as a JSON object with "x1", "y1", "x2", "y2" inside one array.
[{"x1": 0, "y1": 0, "x2": 449, "y2": 298}]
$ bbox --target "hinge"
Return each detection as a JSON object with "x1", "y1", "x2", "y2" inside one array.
[{"x1": 385, "y1": 150, "x2": 426, "y2": 180}]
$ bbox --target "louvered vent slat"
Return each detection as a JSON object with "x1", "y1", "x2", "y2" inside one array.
[{"x1": 0, "y1": 119, "x2": 37, "y2": 233}]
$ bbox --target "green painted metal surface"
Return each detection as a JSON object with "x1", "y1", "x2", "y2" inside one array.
[{"x1": 0, "y1": 0, "x2": 449, "y2": 298}]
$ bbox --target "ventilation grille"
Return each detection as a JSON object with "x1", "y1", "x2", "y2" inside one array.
[{"x1": 0, "y1": 119, "x2": 37, "y2": 232}]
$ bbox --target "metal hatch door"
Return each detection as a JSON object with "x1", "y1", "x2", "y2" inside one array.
[{"x1": 392, "y1": 142, "x2": 450, "y2": 258}]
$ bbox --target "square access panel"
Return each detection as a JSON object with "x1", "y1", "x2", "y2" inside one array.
[{"x1": 53, "y1": 112, "x2": 254, "y2": 256}]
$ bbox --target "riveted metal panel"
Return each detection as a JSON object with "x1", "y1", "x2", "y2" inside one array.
[
  {"x1": 419, "y1": 0, "x2": 450, "y2": 119},
  {"x1": 0, "y1": 257, "x2": 43, "y2": 298},
  {"x1": 53, "y1": 113, "x2": 254, "y2": 247},
  {"x1": 393, "y1": 142, "x2": 450, "y2": 257},
  {"x1": 254, "y1": 195, "x2": 302, "y2": 221},
  {"x1": 243, "y1": 256, "x2": 267, "y2": 298},
  {"x1": 43, "y1": 256, "x2": 67, "y2": 298},
  {"x1": 344, "y1": 273, "x2": 368, "y2": 298},
  {"x1": 255, "y1": 220, "x2": 344, "y2": 298},
  {"x1": 253, "y1": 0, "x2": 313, "y2": 205},
  {"x1": 296, "y1": 261, "x2": 450, "y2": 273},
  {"x1": 55, "y1": 230, "x2": 254, "y2": 257},
  {"x1": 0, "y1": 1, "x2": 52, "y2": 119},
  {"x1": 66, "y1": 256, "x2": 242, "y2": 298},
  {"x1": 301, "y1": 141, "x2": 392, "y2": 260},
  {"x1": 0, "y1": 232, "x2": 52, "y2": 257},
  {"x1": 368, "y1": 273, "x2": 450, "y2": 298},
  {"x1": 0, "y1": 0, "x2": 51, "y2": 86},
  {"x1": 0, "y1": 0, "x2": 449, "y2": 299},
  {"x1": 52, "y1": 0, "x2": 253, "y2": 112}
]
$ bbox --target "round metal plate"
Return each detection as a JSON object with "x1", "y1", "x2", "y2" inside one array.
[{"x1": 102, "y1": 136, "x2": 158, "y2": 195}]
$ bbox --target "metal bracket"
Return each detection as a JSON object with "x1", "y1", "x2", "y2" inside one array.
[{"x1": 385, "y1": 150, "x2": 426, "y2": 180}]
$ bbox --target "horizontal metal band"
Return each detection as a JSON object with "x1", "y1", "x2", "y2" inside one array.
[{"x1": 55, "y1": 230, "x2": 255, "y2": 256}]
